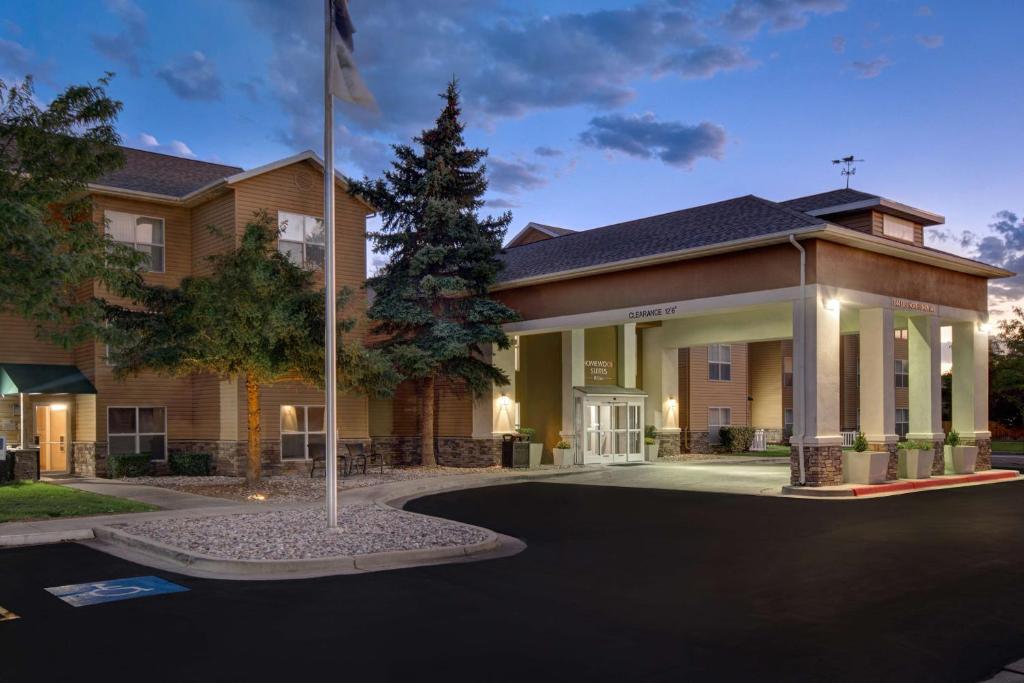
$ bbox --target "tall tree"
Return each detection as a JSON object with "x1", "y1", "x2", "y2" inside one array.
[
  {"x1": 0, "y1": 75, "x2": 144, "y2": 346},
  {"x1": 106, "y1": 211, "x2": 396, "y2": 485},
  {"x1": 991, "y1": 307, "x2": 1024, "y2": 428},
  {"x1": 349, "y1": 80, "x2": 519, "y2": 466}
]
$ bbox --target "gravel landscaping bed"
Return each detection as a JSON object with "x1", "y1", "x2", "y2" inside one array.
[
  {"x1": 128, "y1": 466, "x2": 505, "y2": 504},
  {"x1": 112, "y1": 505, "x2": 491, "y2": 560}
]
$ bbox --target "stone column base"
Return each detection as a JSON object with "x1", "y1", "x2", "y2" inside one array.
[
  {"x1": 929, "y1": 439, "x2": 945, "y2": 476},
  {"x1": 790, "y1": 444, "x2": 843, "y2": 486},
  {"x1": 656, "y1": 430, "x2": 680, "y2": 458},
  {"x1": 972, "y1": 437, "x2": 992, "y2": 471}
]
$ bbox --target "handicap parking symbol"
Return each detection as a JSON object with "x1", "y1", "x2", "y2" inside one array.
[{"x1": 45, "y1": 576, "x2": 188, "y2": 607}]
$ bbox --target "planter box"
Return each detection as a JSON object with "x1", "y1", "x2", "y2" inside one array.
[
  {"x1": 944, "y1": 445, "x2": 978, "y2": 474},
  {"x1": 842, "y1": 451, "x2": 889, "y2": 485},
  {"x1": 529, "y1": 443, "x2": 543, "y2": 469},
  {"x1": 553, "y1": 448, "x2": 574, "y2": 468},
  {"x1": 645, "y1": 444, "x2": 659, "y2": 462},
  {"x1": 899, "y1": 448, "x2": 933, "y2": 479}
]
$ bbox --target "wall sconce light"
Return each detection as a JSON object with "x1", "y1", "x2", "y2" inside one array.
[
  {"x1": 49, "y1": 403, "x2": 68, "y2": 411},
  {"x1": 666, "y1": 396, "x2": 677, "y2": 408},
  {"x1": 498, "y1": 394, "x2": 512, "y2": 407},
  {"x1": 824, "y1": 298, "x2": 840, "y2": 313},
  {"x1": 978, "y1": 321, "x2": 992, "y2": 334}
]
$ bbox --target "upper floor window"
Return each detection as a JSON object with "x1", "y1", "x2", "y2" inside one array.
[
  {"x1": 882, "y1": 215, "x2": 915, "y2": 243},
  {"x1": 894, "y1": 329, "x2": 908, "y2": 341},
  {"x1": 708, "y1": 344, "x2": 731, "y2": 381},
  {"x1": 105, "y1": 211, "x2": 165, "y2": 272},
  {"x1": 895, "y1": 359, "x2": 909, "y2": 388},
  {"x1": 783, "y1": 355, "x2": 793, "y2": 387},
  {"x1": 278, "y1": 211, "x2": 325, "y2": 269}
]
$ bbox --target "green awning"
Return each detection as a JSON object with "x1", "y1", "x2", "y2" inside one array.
[{"x1": 0, "y1": 364, "x2": 97, "y2": 396}]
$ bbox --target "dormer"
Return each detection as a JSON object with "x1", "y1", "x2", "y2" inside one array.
[
  {"x1": 506, "y1": 221, "x2": 576, "y2": 248},
  {"x1": 780, "y1": 189, "x2": 944, "y2": 248}
]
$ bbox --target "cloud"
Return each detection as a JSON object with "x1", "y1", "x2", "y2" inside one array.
[
  {"x1": 723, "y1": 0, "x2": 846, "y2": 37},
  {"x1": 91, "y1": 0, "x2": 147, "y2": 76},
  {"x1": 831, "y1": 35, "x2": 846, "y2": 53},
  {"x1": 134, "y1": 133, "x2": 196, "y2": 158},
  {"x1": 156, "y1": 51, "x2": 223, "y2": 101},
  {"x1": 915, "y1": 5, "x2": 933, "y2": 17},
  {"x1": 485, "y1": 198, "x2": 520, "y2": 209},
  {"x1": 579, "y1": 112, "x2": 726, "y2": 168},
  {"x1": 0, "y1": 38, "x2": 33, "y2": 76},
  {"x1": 850, "y1": 56, "x2": 892, "y2": 79},
  {"x1": 660, "y1": 45, "x2": 756, "y2": 79},
  {"x1": 956, "y1": 211, "x2": 1024, "y2": 306},
  {"x1": 534, "y1": 146, "x2": 564, "y2": 158},
  {"x1": 916, "y1": 34, "x2": 944, "y2": 49},
  {"x1": 488, "y1": 157, "x2": 547, "y2": 194}
]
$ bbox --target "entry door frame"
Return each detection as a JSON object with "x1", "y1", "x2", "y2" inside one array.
[
  {"x1": 34, "y1": 402, "x2": 71, "y2": 474},
  {"x1": 578, "y1": 393, "x2": 645, "y2": 465}
]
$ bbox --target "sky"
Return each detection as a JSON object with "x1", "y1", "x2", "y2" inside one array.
[{"x1": 2, "y1": 0, "x2": 1023, "y2": 319}]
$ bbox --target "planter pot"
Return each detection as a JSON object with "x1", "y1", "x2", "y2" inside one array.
[
  {"x1": 553, "y1": 447, "x2": 574, "y2": 468},
  {"x1": 529, "y1": 443, "x2": 543, "y2": 469},
  {"x1": 842, "y1": 450, "x2": 889, "y2": 485},
  {"x1": 645, "y1": 444, "x2": 659, "y2": 462},
  {"x1": 899, "y1": 448, "x2": 933, "y2": 480},
  {"x1": 944, "y1": 445, "x2": 978, "y2": 474}
]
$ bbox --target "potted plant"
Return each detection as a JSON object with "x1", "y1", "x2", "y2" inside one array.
[
  {"x1": 842, "y1": 431, "x2": 889, "y2": 485},
  {"x1": 943, "y1": 430, "x2": 978, "y2": 474},
  {"x1": 899, "y1": 439, "x2": 935, "y2": 479},
  {"x1": 517, "y1": 427, "x2": 543, "y2": 468},
  {"x1": 644, "y1": 425, "x2": 659, "y2": 461},
  {"x1": 553, "y1": 440, "x2": 574, "y2": 468}
]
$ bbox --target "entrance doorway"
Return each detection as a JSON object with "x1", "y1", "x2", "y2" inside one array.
[
  {"x1": 582, "y1": 398, "x2": 644, "y2": 464},
  {"x1": 34, "y1": 404, "x2": 68, "y2": 472}
]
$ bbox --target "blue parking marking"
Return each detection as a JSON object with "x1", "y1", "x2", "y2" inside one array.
[{"x1": 45, "y1": 576, "x2": 188, "y2": 607}]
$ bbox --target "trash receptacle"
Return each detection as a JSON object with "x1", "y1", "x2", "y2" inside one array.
[{"x1": 501, "y1": 434, "x2": 516, "y2": 468}]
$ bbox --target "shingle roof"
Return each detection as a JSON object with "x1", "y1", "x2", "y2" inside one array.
[
  {"x1": 779, "y1": 188, "x2": 879, "y2": 213},
  {"x1": 497, "y1": 195, "x2": 824, "y2": 283},
  {"x1": 94, "y1": 146, "x2": 243, "y2": 198}
]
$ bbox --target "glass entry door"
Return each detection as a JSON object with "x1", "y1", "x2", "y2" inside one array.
[{"x1": 582, "y1": 398, "x2": 643, "y2": 464}]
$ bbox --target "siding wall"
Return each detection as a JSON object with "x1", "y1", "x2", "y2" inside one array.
[
  {"x1": 0, "y1": 315, "x2": 73, "y2": 364},
  {"x1": 748, "y1": 341, "x2": 782, "y2": 429},
  {"x1": 682, "y1": 344, "x2": 750, "y2": 430}
]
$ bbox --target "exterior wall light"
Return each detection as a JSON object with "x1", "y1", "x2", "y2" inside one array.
[
  {"x1": 824, "y1": 298, "x2": 840, "y2": 312},
  {"x1": 498, "y1": 394, "x2": 512, "y2": 407},
  {"x1": 666, "y1": 396, "x2": 677, "y2": 408},
  {"x1": 978, "y1": 321, "x2": 992, "y2": 334}
]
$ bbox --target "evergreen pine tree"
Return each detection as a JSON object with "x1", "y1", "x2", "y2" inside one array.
[{"x1": 350, "y1": 80, "x2": 519, "y2": 466}]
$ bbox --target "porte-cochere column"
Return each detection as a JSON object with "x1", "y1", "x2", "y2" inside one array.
[
  {"x1": 790, "y1": 293, "x2": 843, "y2": 486},
  {"x1": 859, "y1": 307, "x2": 900, "y2": 480},
  {"x1": 907, "y1": 315, "x2": 945, "y2": 474},
  {"x1": 952, "y1": 321, "x2": 992, "y2": 470}
]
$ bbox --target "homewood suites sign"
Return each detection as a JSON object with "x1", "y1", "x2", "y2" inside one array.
[{"x1": 891, "y1": 298, "x2": 936, "y2": 313}]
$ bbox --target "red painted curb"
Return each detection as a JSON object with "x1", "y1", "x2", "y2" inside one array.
[{"x1": 852, "y1": 470, "x2": 1018, "y2": 496}]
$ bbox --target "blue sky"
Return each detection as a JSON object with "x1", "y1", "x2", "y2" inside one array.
[{"x1": 3, "y1": 0, "x2": 1023, "y2": 314}]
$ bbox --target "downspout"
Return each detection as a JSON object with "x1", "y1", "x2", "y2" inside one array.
[{"x1": 788, "y1": 235, "x2": 806, "y2": 485}]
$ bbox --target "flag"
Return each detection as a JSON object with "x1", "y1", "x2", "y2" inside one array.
[{"x1": 328, "y1": 0, "x2": 376, "y2": 108}]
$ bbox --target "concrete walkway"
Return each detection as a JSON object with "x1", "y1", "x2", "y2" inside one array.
[{"x1": 54, "y1": 477, "x2": 242, "y2": 510}]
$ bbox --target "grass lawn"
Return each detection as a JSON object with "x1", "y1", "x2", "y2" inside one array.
[
  {"x1": 723, "y1": 444, "x2": 792, "y2": 457},
  {"x1": 0, "y1": 481, "x2": 157, "y2": 523},
  {"x1": 993, "y1": 440, "x2": 1024, "y2": 454}
]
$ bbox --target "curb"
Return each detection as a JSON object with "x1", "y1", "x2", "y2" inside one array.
[
  {"x1": 0, "y1": 528, "x2": 95, "y2": 547},
  {"x1": 92, "y1": 520, "x2": 503, "y2": 580},
  {"x1": 781, "y1": 470, "x2": 1020, "y2": 498}
]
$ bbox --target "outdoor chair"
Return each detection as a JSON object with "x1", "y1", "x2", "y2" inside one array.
[{"x1": 343, "y1": 442, "x2": 369, "y2": 477}]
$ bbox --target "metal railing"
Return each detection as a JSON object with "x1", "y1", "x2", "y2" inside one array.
[{"x1": 841, "y1": 431, "x2": 857, "y2": 448}]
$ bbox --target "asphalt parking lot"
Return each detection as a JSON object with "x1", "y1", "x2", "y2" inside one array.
[{"x1": 4, "y1": 479, "x2": 1024, "y2": 682}]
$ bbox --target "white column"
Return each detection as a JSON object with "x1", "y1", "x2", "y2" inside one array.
[
  {"x1": 483, "y1": 343, "x2": 516, "y2": 436},
  {"x1": 560, "y1": 329, "x2": 584, "y2": 440},
  {"x1": 907, "y1": 315, "x2": 943, "y2": 441},
  {"x1": 642, "y1": 327, "x2": 663, "y2": 428},
  {"x1": 617, "y1": 323, "x2": 637, "y2": 389},
  {"x1": 660, "y1": 347, "x2": 680, "y2": 430},
  {"x1": 794, "y1": 293, "x2": 841, "y2": 445},
  {"x1": 952, "y1": 321, "x2": 991, "y2": 439},
  {"x1": 858, "y1": 308, "x2": 897, "y2": 446}
]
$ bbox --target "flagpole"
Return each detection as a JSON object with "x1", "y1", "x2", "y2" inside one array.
[{"x1": 323, "y1": 0, "x2": 339, "y2": 529}]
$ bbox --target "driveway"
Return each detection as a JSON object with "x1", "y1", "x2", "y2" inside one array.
[
  {"x1": 552, "y1": 457, "x2": 792, "y2": 495},
  {"x1": 3, "y1": 478, "x2": 1024, "y2": 682}
]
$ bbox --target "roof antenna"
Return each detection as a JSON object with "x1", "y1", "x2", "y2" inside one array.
[{"x1": 832, "y1": 155, "x2": 863, "y2": 189}]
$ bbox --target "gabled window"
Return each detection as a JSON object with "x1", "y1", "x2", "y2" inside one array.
[
  {"x1": 708, "y1": 344, "x2": 732, "y2": 381},
  {"x1": 105, "y1": 211, "x2": 165, "y2": 272},
  {"x1": 882, "y1": 215, "x2": 915, "y2": 242},
  {"x1": 895, "y1": 359, "x2": 909, "y2": 389},
  {"x1": 278, "y1": 212, "x2": 325, "y2": 269}
]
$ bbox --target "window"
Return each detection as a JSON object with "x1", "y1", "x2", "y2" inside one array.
[
  {"x1": 882, "y1": 215, "x2": 916, "y2": 242},
  {"x1": 783, "y1": 408, "x2": 794, "y2": 439},
  {"x1": 278, "y1": 212, "x2": 325, "y2": 268},
  {"x1": 105, "y1": 211, "x2": 165, "y2": 272},
  {"x1": 281, "y1": 405, "x2": 326, "y2": 460},
  {"x1": 783, "y1": 355, "x2": 793, "y2": 387},
  {"x1": 108, "y1": 407, "x2": 166, "y2": 461},
  {"x1": 895, "y1": 408, "x2": 909, "y2": 439},
  {"x1": 708, "y1": 407, "x2": 731, "y2": 444},
  {"x1": 708, "y1": 344, "x2": 732, "y2": 381},
  {"x1": 895, "y1": 359, "x2": 909, "y2": 388}
]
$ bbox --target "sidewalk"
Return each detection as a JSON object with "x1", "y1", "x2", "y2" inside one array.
[{"x1": 55, "y1": 477, "x2": 242, "y2": 510}]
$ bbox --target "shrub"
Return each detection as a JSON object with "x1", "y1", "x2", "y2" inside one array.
[
  {"x1": 853, "y1": 431, "x2": 869, "y2": 452},
  {"x1": 108, "y1": 453, "x2": 152, "y2": 478},
  {"x1": 169, "y1": 452, "x2": 212, "y2": 476},
  {"x1": 945, "y1": 430, "x2": 961, "y2": 447},
  {"x1": 644, "y1": 425, "x2": 657, "y2": 440},
  {"x1": 902, "y1": 439, "x2": 935, "y2": 451},
  {"x1": 517, "y1": 427, "x2": 536, "y2": 443},
  {"x1": 554, "y1": 440, "x2": 572, "y2": 450},
  {"x1": 719, "y1": 426, "x2": 756, "y2": 453},
  {"x1": 644, "y1": 436, "x2": 656, "y2": 445}
]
